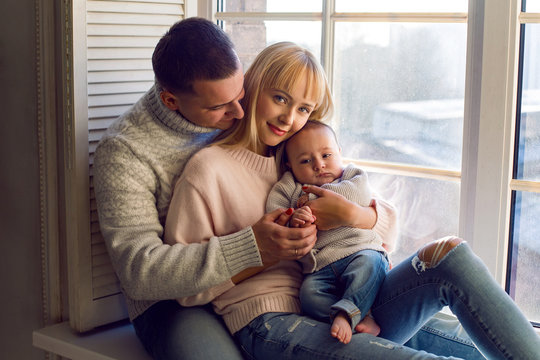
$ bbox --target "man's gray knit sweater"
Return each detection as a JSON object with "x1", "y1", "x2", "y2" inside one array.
[{"x1": 93, "y1": 84, "x2": 262, "y2": 321}]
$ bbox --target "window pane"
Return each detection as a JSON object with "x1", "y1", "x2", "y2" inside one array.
[
  {"x1": 336, "y1": 0, "x2": 467, "y2": 13},
  {"x1": 525, "y1": 0, "x2": 540, "y2": 12},
  {"x1": 368, "y1": 172, "x2": 460, "y2": 264},
  {"x1": 508, "y1": 191, "x2": 540, "y2": 324},
  {"x1": 333, "y1": 22, "x2": 466, "y2": 170},
  {"x1": 222, "y1": 20, "x2": 321, "y2": 70},
  {"x1": 222, "y1": 0, "x2": 322, "y2": 12},
  {"x1": 516, "y1": 24, "x2": 540, "y2": 181}
]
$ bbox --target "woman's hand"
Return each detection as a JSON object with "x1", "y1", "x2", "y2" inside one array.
[
  {"x1": 301, "y1": 185, "x2": 377, "y2": 231},
  {"x1": 252, "y1": 208, "x2": 317, "y2": 264}
]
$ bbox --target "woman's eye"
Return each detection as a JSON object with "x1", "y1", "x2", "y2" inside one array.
[{"x1": 274, "y1": 95, "x2": 286, "y2": 104}]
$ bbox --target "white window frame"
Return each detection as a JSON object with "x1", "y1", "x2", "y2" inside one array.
[{"x1": 40, "y1": 0, "x2": 538, "y2": 333}]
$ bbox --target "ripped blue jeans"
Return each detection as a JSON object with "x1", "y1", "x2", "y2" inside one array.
[{"x1": 235, "y1": 241, "x2": 540, "y2": 359}]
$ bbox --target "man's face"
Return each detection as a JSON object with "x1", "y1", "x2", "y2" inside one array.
[{"x1": 162, "y1": 66, "x2": 245, "y2": 130}]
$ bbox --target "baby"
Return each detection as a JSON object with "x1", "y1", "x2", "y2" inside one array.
[{"x1": 266, "y1": 120, "x2": 394, "y2": 344}]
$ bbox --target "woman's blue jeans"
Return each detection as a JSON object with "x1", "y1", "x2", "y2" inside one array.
[
  {"x1": 300, "y1": 249, "x2": 389, "y2": 328},
  {"x1": 235, "y1": 242, "x2": 540, "y2": 359}
]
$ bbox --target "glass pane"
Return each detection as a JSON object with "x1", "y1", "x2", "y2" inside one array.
[
  {"x1": 368, "y1": 172, "x2": 460, "y2": 264},
  {"x1": 515, "y1": 24, "x2": 540, "y2": 181},
  {"x1": 222, "y1": 20, "x2": 321, "y2": 70},
  {"x1": 336, "y1": 0, "x2": 467, "y2": 13},
  {"x1": 222, "y1": 0, "x2": 322, "y2": 12},
  {"x1": 508, "y1": 191, "x2": 540, "y2": 324},
  {"x1": 333, "y1": 22, "x2": 467, "y2": 170},
  {"x1": 525, "y1": 0, "x2": 540, "y2": 12}
]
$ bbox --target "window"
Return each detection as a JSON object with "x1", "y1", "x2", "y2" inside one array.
[
  {"x1": 215, "y1": 0, "x2": 539, "y2": 325},
  {"x1": 507, "y1": 0, "x2": 540, "y2": 326},
  {"x1": 56, "y1": 0, "x2": 538, "y2": 332}
]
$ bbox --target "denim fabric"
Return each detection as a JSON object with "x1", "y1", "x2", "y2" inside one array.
[
  {"x1": 372, "y1": 242, "x2": 540, "y2": 359},
  {"x1": 132, "y1": 300, "x2": 244, "y2": 360},
  {"x1": 235, "y1": 242, "x2": 540, "y2": 359},
  {"x1": 300, "y1": 249, "x2": 389, "y2": 328},
  {"x1": 236, "y1": 312, "x2": 469, "y2": 359}
]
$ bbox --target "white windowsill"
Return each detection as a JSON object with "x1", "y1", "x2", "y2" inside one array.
[{"x1": 32, "y1": 320, "x2": 151, "y2": 360}]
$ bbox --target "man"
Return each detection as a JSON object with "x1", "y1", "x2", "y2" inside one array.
[{"x1": 94, "y1": 17, "x2": 317, "y2": 359}]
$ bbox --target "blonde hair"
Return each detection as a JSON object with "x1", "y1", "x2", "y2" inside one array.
[{"x1": 214, "y1": 42, "x2": 334, "y2": 155}]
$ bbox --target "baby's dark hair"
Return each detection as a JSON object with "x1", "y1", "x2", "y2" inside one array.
[
  {"x1": 276, "y1": 120, "x2": 339, "y2": 175},
  {"x1": 152, "y1": 17, "x2": 239, "y2": 94}
]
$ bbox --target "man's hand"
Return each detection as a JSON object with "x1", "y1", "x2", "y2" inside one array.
[{"x1": 252, "y1": 208, "x2": 317, "y2": 264}]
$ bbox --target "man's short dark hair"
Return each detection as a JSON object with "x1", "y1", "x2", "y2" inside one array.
[{"x1": 152, "y1": 17, "x2": 239, "y2": 94}]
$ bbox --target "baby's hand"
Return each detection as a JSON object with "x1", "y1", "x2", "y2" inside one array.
[{"x1": 290, "y1": 206, "x2": 315, "y2": 228}]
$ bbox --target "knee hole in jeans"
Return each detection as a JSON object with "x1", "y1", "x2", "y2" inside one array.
[{"x1": 417, "y1": 236, "x2": 463, "y2": 268}]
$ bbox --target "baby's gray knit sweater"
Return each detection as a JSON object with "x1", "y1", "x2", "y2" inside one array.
[
  {"x1": 266, "y1": 164, "x2": 387, "y2": 273},
  {"x1": 93, "y1": 84, "x2": 262, "y2": 321}
]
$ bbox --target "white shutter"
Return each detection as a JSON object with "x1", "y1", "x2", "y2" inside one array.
[{"x1": 69, "y1": 0, "x2": 186, "y2": 332}]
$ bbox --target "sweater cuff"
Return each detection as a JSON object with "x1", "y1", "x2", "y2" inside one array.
[
  {"x1": 371, "y1": 199, "x2": 398, "y2": 253},
  {"x1": 219, "y1": 227, "x2": 263, "y2": 275}
]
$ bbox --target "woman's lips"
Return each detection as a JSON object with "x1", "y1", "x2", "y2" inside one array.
[{"x1": 267, "y1": 123, "x2": 286, "y2": 136}]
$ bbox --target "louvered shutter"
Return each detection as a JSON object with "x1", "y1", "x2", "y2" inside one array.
[{"x1": 70, "y1": 0, "x2": 186, "y2": 332}]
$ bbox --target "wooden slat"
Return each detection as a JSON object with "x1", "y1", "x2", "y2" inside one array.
[
  {"x1": 88, "y1": 70, "x2": 154, "y2": 83},
  {"x1": 88, "y1": 82, "x2": 152, "y2": 95},
  {"x1": 88, "y1": 36, "x2": 161, "y2": 48},
  {"x1": 88, "y1": 59, "x2": 153, "y2": 71},
  {"x1": 87, "y1": 1, "x2": 182, "y2": 15},
  {"x1": 88, "y1": 47, "x2": 154, "y2": 60},
  {"x1": 87, "y1": 24, "x2": 171, "y2": 36},
  {"x1": 87, "y1": 13, "x2": 183, "y2": 25}
]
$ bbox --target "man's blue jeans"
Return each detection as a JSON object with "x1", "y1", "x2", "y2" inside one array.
[
  {"x1": 300, "y1": 249, "x2": 388, "y2": 328},
  {"x1": 133, "y1": 300, "x2": 244, "y2": 360},
  {"x1": 235, "y1": 242, "x2": 540, "y2": 359}
]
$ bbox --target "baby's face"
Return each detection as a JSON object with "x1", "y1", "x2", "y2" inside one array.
[{"x1": 285, "y1": 125, "x2": 343, "y2": 186}]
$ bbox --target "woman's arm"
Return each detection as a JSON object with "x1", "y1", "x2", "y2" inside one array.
[
  {"x1": 301, "y1": 185, "x2": 398, "y2": 251},
  {"x1": 301, "y1": 185, "x2": 376, "y2": 230}
]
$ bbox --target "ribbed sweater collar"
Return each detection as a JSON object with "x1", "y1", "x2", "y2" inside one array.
[
  {"x1": 145, "y1": 84, "x2": 218, "y2": 135},
  {"x1": 222, "y1": 147, "x2": 277, "y2": 176}
]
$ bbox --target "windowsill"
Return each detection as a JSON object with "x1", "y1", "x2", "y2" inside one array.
[{"x1": 32, "y1": 320, "x2": 151, "y2": 360}]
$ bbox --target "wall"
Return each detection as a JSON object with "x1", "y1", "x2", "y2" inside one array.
[{"x1": 0, "y1": 0, "x2": 47, "y2": 358}]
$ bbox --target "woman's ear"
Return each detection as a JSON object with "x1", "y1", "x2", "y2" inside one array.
[{"x1": 160, "y1": 91, "x2": 179, "y2": 111}]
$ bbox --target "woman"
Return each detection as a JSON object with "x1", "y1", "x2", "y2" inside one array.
[{"x1": 165, "y1": 42, "x2": 540, "y2": 359}]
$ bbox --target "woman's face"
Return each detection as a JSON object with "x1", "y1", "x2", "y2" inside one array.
[{"x1": 255, "y1": 76, "x2": 317, "y2": 148}]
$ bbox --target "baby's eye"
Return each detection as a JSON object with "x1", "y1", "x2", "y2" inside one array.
[
  {"x1": 300, "y1": 159, "x2": 311, "y2": 164},
  {"x1": 323, "y1": 153, "x2": 332, "y2": 159}
]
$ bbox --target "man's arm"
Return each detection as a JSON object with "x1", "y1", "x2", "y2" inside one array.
[{"x1": 94, "y1": 138, "x2": 262, "y2": 301}]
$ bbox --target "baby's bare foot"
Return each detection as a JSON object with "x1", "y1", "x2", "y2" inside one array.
[
  {"x1": 354, "y1": 315, "x2": 380, "y2": 336},
  {"x1": 330, "y1": 312, "x2": 352, "y2": 344}
]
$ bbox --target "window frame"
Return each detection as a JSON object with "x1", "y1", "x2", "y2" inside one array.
[{"x1": 46, "y1": 0, "x2": 538, "y2": 332}]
